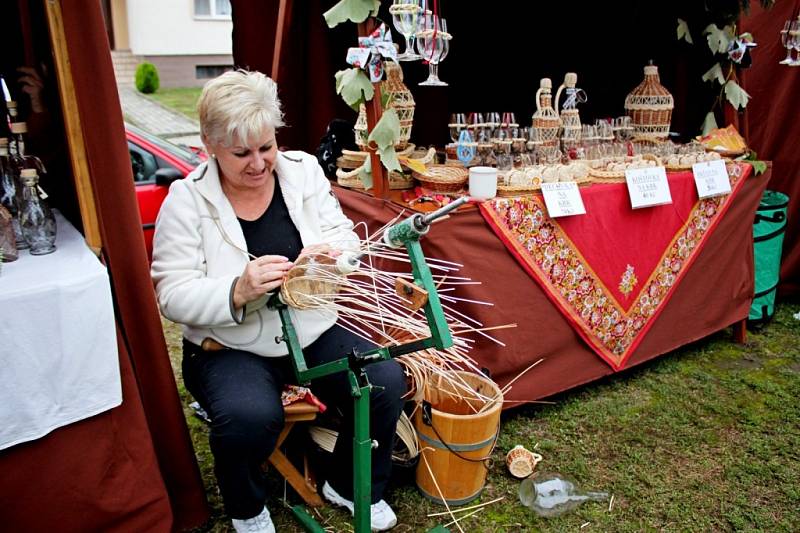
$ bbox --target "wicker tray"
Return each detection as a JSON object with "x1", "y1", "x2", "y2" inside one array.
[
  {"x1": 496, "y1": 183, "x2": 541, "y2": 197},
  {"x1": 412, "y1": 165, "x2": 468, "y2": 193},
  {"x1": 588, "y1": 154, "x2": 662, "y2": 180}
]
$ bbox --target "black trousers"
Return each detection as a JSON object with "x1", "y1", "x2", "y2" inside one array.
[{"x1": 182, "y1": 325, "x2": 407, "y2": 519}]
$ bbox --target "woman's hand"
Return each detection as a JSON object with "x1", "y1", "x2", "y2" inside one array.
[
  {"x1": 298, "y1": 243, "x2": 341, "y2": 260},
  {"x1": 233, "y1": 255, "x2": 294, "y2": 309},
  {"x1": 17, "y1": 66, "x2": 46, "y2": 114}
]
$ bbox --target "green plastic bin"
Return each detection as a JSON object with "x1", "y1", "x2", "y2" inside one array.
[{"x1": 750, "y1": 190, "x2": 789, "y2": 322}]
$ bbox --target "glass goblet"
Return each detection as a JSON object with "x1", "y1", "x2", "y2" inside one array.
[{"x1": 390, "y1": 0, "x2": 422, "y2": 61}]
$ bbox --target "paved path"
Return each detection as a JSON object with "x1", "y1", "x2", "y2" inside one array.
[{"x1": 118, "y1": 87, "x2": 202, "y2": 147}]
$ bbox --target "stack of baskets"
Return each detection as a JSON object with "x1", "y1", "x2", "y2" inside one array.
[
  {"x1": 624, "y1": 65, "x2": 674, "y2": 142},
  {"x1": 354, "y1": 61, "x2": 415, "y2": 150}
]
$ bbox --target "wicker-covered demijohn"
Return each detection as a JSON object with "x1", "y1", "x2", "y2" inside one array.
[
  {"x1": 555, "y1": 72, "x2": 582, "y2": 144},
  {"x1": 624, "y1": 64, "x2": 674, "y2": 142},
  {"x1": 355, "y1": 61, "x2": 415, "y2": 150}
]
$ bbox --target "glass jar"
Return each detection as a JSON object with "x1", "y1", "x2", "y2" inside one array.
[{"x1": 19, "y1": 168, "x2": 57, "y2": 255}]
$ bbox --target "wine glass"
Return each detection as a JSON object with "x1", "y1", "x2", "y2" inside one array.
[
  {"x1": 790, "y1": 21, "x2": 800, "y2": 67},
  {"x1": 449, "y1": 112, "x2": 466, "y2": 143},
  {"x1": 390, "y1": 0, "x2": 421, "y2": 61},
  {"x1": 779, "y1": 20, "x2": 794, "y2": 65},
  {"x1": 415, "y1": 12, "x2": 450, "y2": 86}
]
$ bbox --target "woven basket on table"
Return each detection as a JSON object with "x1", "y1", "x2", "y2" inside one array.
[
  {"x1": 624, "y1": 65, "x2": 674, "y2": 142},
  {"x1": 589, "y1": 154, "x2": 662, "y2": 182},
  {"x1": 412, "y1": 165, "x2": 468, "y2": 193},
  {"x1": 336, "y1": 168, "x2": 414, "y2": 190}
]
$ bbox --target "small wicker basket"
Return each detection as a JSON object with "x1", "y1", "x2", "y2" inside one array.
[
  {"x1": 412, "y1": 165, "x2": 468, "y2": 193},
  {"x1": 624, "y1": 65, "x2": 674, "y2": 142},
  {"x1": 336, "y1": 168, "x2": 414, "y2": 190}
]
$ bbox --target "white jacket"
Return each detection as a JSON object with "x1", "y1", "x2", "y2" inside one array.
[{"x1": 150, "y1": 150, "x2": 359, "y2": 356}]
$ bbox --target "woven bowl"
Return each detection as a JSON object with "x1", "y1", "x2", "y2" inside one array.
[{"x1": 412, "y1": 164, "x2": 468, "y2": 193}]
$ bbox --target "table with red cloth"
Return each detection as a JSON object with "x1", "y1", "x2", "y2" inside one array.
[{"x1": 336, "y1": 162, "x2": 769, "y2": 403}]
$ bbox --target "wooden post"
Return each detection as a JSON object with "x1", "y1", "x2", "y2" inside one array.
[
  {"x1": 357, "y1": 20, "x2": 389, "y2": 199},
  {"x1": 271, "y1": 0, "x2": 293, "y2": 81},
  {"x1": 43, "y1": 0, "x2": 103, "y2": 253}
]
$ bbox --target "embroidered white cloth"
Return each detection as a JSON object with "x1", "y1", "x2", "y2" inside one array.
[{"x1": 0, "y1": 212, "x2": 121, "y2": 450}]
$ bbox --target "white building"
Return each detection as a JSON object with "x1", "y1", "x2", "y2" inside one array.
[{"x1": 105, "y1": 0, "x2": 234, "y2": 87}]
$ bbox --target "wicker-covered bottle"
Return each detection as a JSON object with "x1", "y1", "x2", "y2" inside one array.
[
  {"x1": 354, "y1": 61, "x2": 415, "y2": 150},
  {"x1": 531, "y1": 78, "x2": 560, "y2": 158},
  {"x1": 624, "y1": 65, "x2": 674, "y2": 141},
  {"x1": 555, "y1": 72, "x2": 582, "y2": 145}
]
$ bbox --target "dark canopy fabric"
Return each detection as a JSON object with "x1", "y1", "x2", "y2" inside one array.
[
  {"x1": 0, "y1": 2, "x2": 208, "y2": 531},
  {"x1": 742, "y1": 3, "x2": 800, "y2": 298},
  {"x1": 232, "y1": 1, "x2": 797, "y2": 297}
]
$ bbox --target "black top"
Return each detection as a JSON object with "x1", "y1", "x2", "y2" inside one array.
[{"x1": 237, "y1": 177, "x2": 303, "y2": 261}]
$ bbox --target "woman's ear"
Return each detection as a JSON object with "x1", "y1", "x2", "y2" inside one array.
[{"x1": 202, "y1": 134, "x2": 213, "y2": 157}]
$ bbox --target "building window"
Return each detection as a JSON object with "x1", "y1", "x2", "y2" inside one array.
[
  {"x1": 194, "y1": 0, "x2": 231, "y2": 19},
  {"x1": 196, "y1": 65, "x2": 234, "y2": 79}
]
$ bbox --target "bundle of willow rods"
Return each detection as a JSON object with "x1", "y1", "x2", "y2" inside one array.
[{"x1": 279, "y1": 216, "x2": 507, "y2": 403}]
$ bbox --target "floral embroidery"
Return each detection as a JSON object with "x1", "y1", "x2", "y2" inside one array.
[
  {"x1": 618, "y1": 265, "x2": 638, "y2": 296},
  {"x1": 485, "y1": 164, "x2": 745, "y2": 368}
]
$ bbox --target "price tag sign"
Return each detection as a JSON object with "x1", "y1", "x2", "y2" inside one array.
[
  {"x1": 541, "y1": 182, "x2": 586, "y2": 218},
  {"x1": 625, "y1": 166, "x2": 672, "y2": 209},
  {"x1": 692, "y1": 159, "x2": 731, "y2": 198}
]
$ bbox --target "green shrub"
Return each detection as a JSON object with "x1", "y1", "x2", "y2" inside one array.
[{"x1": 135, "y1": 62, "x2": 160, "y2": 94}]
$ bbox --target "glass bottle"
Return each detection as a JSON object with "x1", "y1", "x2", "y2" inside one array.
[
  {"x1": 0, "y1": 204, "x2": 18, "y2": 262},
  {"x1": 519, "y1": 472, "x2": 609, "y2": 517},
  {"x1": 0, "y1": 137, "x2": 27, "y2": 249},
  {"x1": 19, "y1": 168, "x2": 57, "y2": 255}
]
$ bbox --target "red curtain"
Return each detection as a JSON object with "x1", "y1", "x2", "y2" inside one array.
[
  {"x1": 741, "y1": 2, "x2": 800, "y2": 298},
  {"x1": 0, "y1": 2, "x2": 209, "y2": 531}
]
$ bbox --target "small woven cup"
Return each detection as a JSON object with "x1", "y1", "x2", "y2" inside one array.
[{"x1": 506, "y1": 445, "x2": 542, "y2": 479}]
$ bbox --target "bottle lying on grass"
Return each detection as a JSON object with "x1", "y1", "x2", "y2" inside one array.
[{"x1": 519, "y1": 472, "x2": 609, "y2": 517}]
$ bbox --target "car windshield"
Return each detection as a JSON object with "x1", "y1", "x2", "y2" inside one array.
[{"x1": 126, "y1": 122, "x2": 204, "y2": 165}]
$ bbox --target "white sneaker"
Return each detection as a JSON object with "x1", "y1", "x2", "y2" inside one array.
[
  {"x1": 231, "y1": 506, "x2": 275, "y2": 533},
  {"x1": 322, "y1": 481, "x2": 398, "y2": 531}
]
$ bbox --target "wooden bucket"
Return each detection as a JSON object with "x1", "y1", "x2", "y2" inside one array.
[{"x1": 414, "y1": 371, "x2": 503, "y2": 505}]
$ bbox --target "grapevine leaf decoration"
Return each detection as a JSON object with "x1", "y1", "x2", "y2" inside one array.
[
  {"x1": 704, "y1": 24, "x2": 734, "y2": 54},
  {"x1": 323, "y1": 0, "x2": 380, "y2": 28},
  {"x1": 677, "y1": 18, "x2": 693, "y2": 44},
  {"x1": 723, "y1": 79, "x2": 751, "y2": 109},
  {"x1": 335, "y1": 68, "x2": 374, "y2": 111},
  {"x1": 701, "y1": 111, "x2": 719, "y2": 136},
  {"x1": 358, "y1": 155, "x2": 374, "y2": 189},
  {"x1": 368, "y1": 109, "x2": 402, "y2": 172},
  {"x1": 398, "y1": 156, "x2": 427, "y2": 174},
  {"x1": 701, "y1": 63, "x2": 726, "y2": 85}
]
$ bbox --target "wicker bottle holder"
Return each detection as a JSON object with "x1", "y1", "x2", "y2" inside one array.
[
  {"x1": 555, "y1": 73, "x2": 582, "y2": 144},
  {"x1": 354, "y1": 61, "x2": 415, "y2": 150},
  {"x1": 531, "y1": 78, "x2": 560, "y2": 160},
  {"x1": 624, "y1": 65, "x2": 674, "y2": 142}
]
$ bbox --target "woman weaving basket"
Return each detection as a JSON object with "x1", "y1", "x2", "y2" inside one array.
[{"x1": 150, "y1": 70, "x2": 404, "y2": 533}]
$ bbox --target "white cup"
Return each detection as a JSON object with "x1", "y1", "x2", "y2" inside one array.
[{"x1": 468, "y1": 166, "x2": 497, "y2": 200}]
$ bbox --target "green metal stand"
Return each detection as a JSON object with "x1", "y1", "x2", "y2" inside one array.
[{"x1": 271, "y1": 198, "x2": 471, "y2": 533}]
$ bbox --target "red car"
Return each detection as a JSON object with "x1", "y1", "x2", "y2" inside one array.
[{"x1": 126, "y1": 123, "x2": 205, "y2": 259}]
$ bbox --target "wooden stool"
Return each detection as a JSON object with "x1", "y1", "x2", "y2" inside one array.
[{"x1": 266, "y1": 402, "x2": 324, "y2": 507}]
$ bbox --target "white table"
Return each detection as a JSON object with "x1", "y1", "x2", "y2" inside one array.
[{"x1": 0, "y1": 212, "x2": 121, "y2": 450}]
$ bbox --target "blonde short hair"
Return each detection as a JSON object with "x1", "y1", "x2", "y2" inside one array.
[{"x1": 197, "y1": 69, "x2": 285, "y2": 147}]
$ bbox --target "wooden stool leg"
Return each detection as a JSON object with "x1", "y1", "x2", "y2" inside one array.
[
  {"x1": 733, "y1": 318, "x2": 747, "y2": 344},
  {"x1": 269, "y1": 448, "x2": 324, "y2": 507}
]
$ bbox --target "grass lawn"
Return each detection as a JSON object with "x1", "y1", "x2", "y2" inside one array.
[
  {"x1": 146, "y1": 87, "x2": 203, "y2": 121},
  {"x1": 163, "y1": 301, "x2": 800, "y2": 532}
]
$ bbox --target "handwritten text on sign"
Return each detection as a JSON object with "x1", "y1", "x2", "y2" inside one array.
[
  {"x1": 541, "y1": 182, "x2": 587, "y2": 217},
  {"x1": 692, "y1": 159, "x2": 731, "y2": 199},
  {"x1": 625, "y1": 166, "x2": 672, "y2": 209}
]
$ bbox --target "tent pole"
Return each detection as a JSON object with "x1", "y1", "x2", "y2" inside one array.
[
  {"x1": 43, "y1": 0, "x2": 103, "y2": 254},
  {"x1": 271, "y1": 0, "x2": 293, "y2": 81}
]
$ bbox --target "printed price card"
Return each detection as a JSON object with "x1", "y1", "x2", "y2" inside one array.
[
  {"x1": 692, "y1": 159, "x2": 731, "y2": 199},
  {"x1": 541, "y1": 182, "x2": 586, "y2": 218},
  {"x1": 625, "y1": 166, "x2": 672, "y2": 209}
]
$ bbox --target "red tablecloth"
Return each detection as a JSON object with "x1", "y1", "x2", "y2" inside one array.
[
  {"x1": 479, "y1": 163, "x2": 752, "y2": 369},
  {"x1": 337, "y1": 164, "x2": 770, "y2": 403}
]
